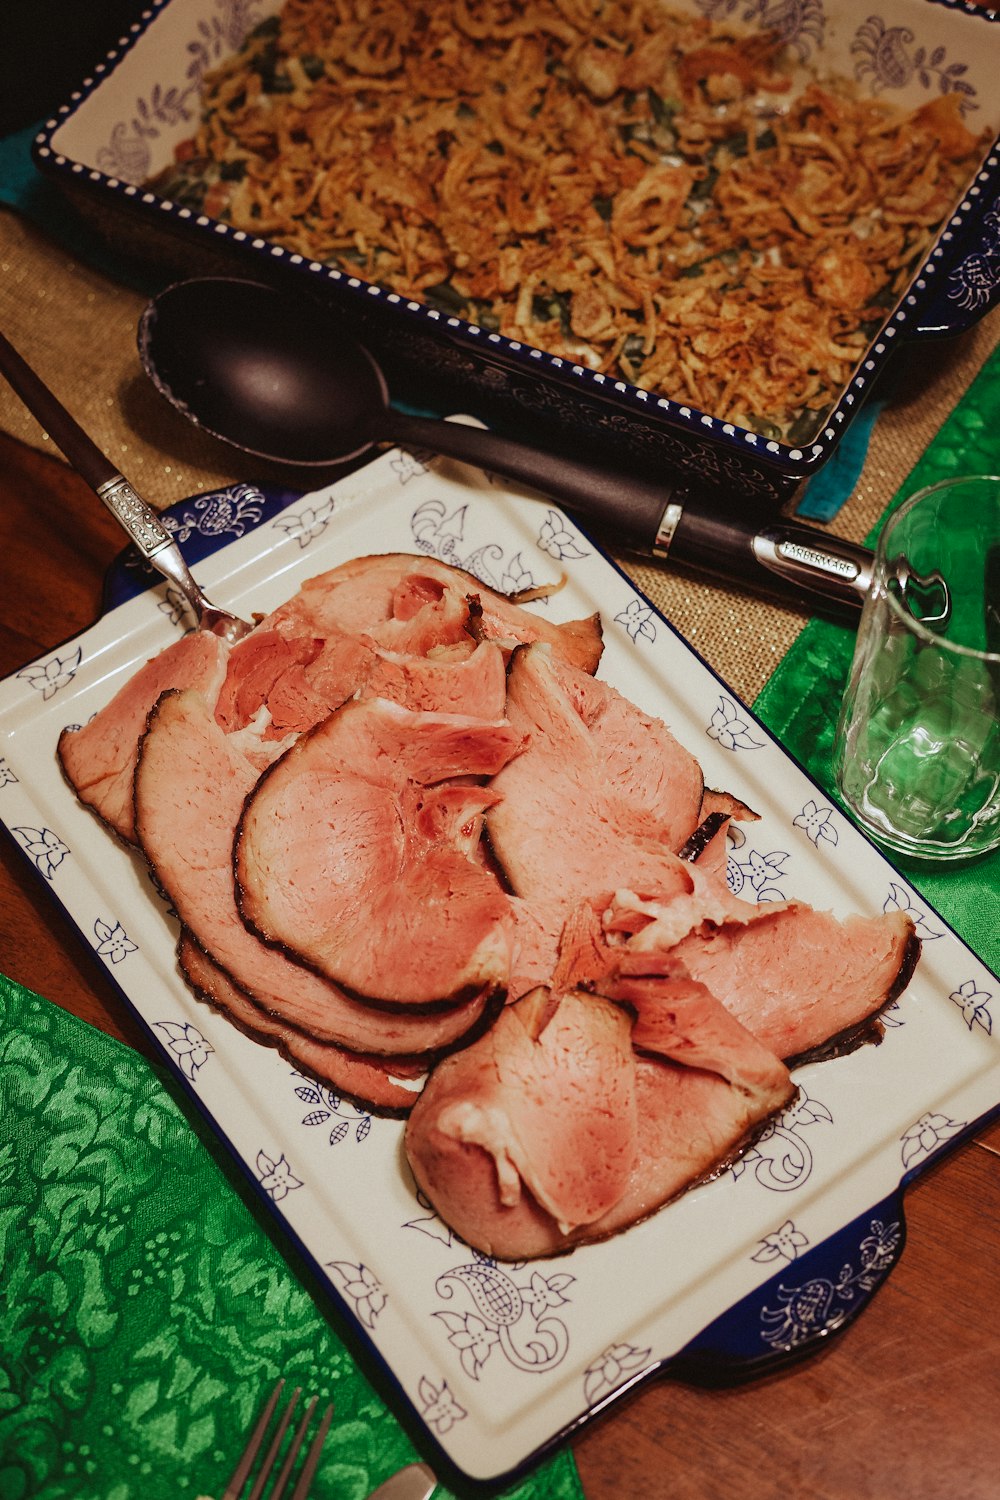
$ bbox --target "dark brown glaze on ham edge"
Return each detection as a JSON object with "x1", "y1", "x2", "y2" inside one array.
[
  {"x1": 596, "y1": 890, "x2": 920, "y2": 1067},
  {"x1": 134, "y1": 688, "x2": 497, "y2": 1051},
  {"x1": 178, "y1": 931, "x2": 427, "y2": 1116}
]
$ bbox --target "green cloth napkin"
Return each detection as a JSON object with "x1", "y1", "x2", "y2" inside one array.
[
  {"x1": 754, "y1": 341, "x2": 1000, "y2": 974},
  {"x1": 0, "y1": 974, "x2": 584, "y2": 1500}
]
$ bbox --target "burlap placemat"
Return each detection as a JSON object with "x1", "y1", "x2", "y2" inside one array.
[{"x1": 2, "y1": 208, "x2": 998, "y2": 703}]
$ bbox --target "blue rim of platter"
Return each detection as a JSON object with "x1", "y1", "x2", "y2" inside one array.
[
  {"x1": 72, "y1": 480, "x2": 999, "y2": 1489},
  {"x1": 30, "y1": 0, "x2": 1000, "y2": 490}
]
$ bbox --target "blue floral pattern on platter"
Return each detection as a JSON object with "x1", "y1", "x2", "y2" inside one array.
[
  {"x1": 155, "y1": 1020, "x2": 215, "y2": 1080},
  {"x1": 758, "y1": 1215, "x2": 901, "y2": 1350},
  {"x1": 433, "y1": 1260, "x2": 575, "y2": 1379},
  {"x1": 10, "y1": 825, "x2": 69, "y2": 881},
  {"x1": 950, "y1": 979, "x2": 993, "y2": 1037},
  {"x1": 733, "y1": 1086, "x2": 835, "y2": 1193},
  {"x1": 16, "y1": 647, "x2": 82, "y2": 701},
  {"x1": 292, "y1": 1075, "x2": 373, "y2": 1147},
  {"x1": 2, "y1": 466, "x2": 998, "y2": 1486},
  {"x1": 327, "y1": 1260, "x2": 387, "y2": 1331},
  {"x1": 679, "y1": 1200, "x2": 904, "y2": 1370}
]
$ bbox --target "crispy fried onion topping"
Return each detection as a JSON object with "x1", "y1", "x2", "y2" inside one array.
[{"x1": 153, "y1": 0, "x2": 987, "y2": 441}]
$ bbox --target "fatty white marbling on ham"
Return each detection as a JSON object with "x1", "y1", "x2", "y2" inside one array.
[
  {"x1": 59, "y1": 550, "x2": 920, "y2": 1257},
  {"x1": 405, "y1": 982, "x2": 795, "y2": 1258}
]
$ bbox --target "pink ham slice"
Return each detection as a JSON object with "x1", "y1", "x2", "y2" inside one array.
[
  {"x1": 135, "y1": 688, "x2": 495, "y2": 1054},
  {"x1": 575, "y1": 888, "x2": 919, "y2": 1064},
  {"x1": 405, "y1": 987, "x2": 638, "y2": 1255},
  {"x1": 235, "y1": 697, "x2": 524, "y2": 1005},
  {"x1": 665, "y1": 903, "x2": 920, "y2": 1064},
  {"x1": 486, "y1": 646, "x2": 704, "y2": 904},
  {"x1": 216, "y1": 630, "x2": 507, "y2": 740},
  {"x1": 178, "y1": 932, "x2": 427, "y2": 1115},
  {"x1": 57, "y1": 631, "x2": 229, "y2": 843},
  {"x1": 61, "y1": 549, "x2": 588, "y2": 847},
  {"x1": 246, "y1": 553, "x2": 604, "y2": 672},
  {"x1": 405, "y1": 983, "x2": 794, "y2": 1259}
]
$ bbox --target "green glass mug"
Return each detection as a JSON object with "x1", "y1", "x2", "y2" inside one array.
[{"x1": 833, "y1": 474, "x2": 1000, "y2": 861}]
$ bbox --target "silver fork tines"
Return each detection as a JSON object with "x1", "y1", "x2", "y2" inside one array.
[{"x1": 221, "y1": 1379, "x2": 334, "y2": 1500}]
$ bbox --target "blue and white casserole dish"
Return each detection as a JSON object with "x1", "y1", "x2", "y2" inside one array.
[{"x1": 32, "y1": 0, "x2": 1000, "y2": 505}]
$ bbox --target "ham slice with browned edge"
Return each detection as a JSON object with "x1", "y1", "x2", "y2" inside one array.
[
  {"x1": 135, "y1": 688, "x2": 497, "y2": 1058},
  {"x1": 595, "y1": 888, "x2": 920, "y2": 1064},
  {"x1": 235, "y1": 697, "x2": 524, "y2": 1006},
  {"x1": 60, "y1": 552, "x2": 601, "y2": 835},
  {"x1": 57, "y1": 631, "x2": 229, "y2": 843},
  {"x1": 236, "y1": 552, "x2": 603, "y2": 672},
  {"x1": 178, "y1": 932, "x2": 426, "y2": 1115},
  {"x1": 59, "y1": 549, "x2": 924, "y2": 1254},
  {"x1": 405, "y1": 983, "x2": 794, "y2": 1258}
]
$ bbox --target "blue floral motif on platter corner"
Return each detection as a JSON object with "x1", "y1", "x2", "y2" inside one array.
[
  {"x1": 432, "y1": 1258, "x2": 575, "y2": 1381},
  {"x1": 677, "y1": 1195, "x2": 905, "y2": 1372}
]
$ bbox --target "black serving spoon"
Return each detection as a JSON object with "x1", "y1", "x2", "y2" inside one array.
[{"x1": 138, "y1": 276, "x2": 876, "y2": 615}]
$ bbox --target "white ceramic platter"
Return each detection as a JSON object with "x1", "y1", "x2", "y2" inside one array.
[{"x1": 1, "y1": 451, "x2": 998, "y2": 1488}]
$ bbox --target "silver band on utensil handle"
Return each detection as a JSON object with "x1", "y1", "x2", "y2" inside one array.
[
  {"x1": 96, "y1": 475, "x2": 175, "y2": 559},
  {"x1": 96, "y1": 473, "x2": 214, "y2": 616},
  {"x1": 653, "y1": 500, "x2": 685, "y2": 558}
]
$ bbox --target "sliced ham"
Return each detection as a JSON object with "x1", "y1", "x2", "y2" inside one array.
[
  {"x1": 588, "y1": 888, "x2": 919, "y2": 1065},
  {"x1": 61, "y1": 551, "x2": 581, "y2": 846},
  {"x1": 235, "y1": 697, "x2": 523, "y2": 1005},
  {"x1": 405, "y1": 983, "x2": 794, "y2": 1259},
  {"x1": 605, "y1": 974, "x2": 793, "y2": 1106},
  {"x1": 57, "y1": 631, "x2": 229, "y2": 842},
  {"x1": 408, "y1": 988, "x2": 638, "y2": 1232},
  {"x1": 486, "y1": 646, "x2": 699, "y2": 903},
  {"x1": 135, "y1": 688, "x2": 495, "y2": 1054},
  {"x1": 178, "y1": 932, "x2": 426, "y2": 1115},
  {"x1": 217, "y1": 630, "x2": 507, "y2": 739},
  {"x1": 550, "y1": 654, "x2": 705, "y2": 844},
  {"x1": 58, "y1": 547, "x2": 925, "y2": 1263},
  {"x1": 365, "y1": 640, "x2": 508, "y2": 720},
  {"x1": 256, "y1": 553, "x2": 604, "y2": 671},
  {"x1": 667, "y1": 903, "x2": 920, "y2": 1064}
]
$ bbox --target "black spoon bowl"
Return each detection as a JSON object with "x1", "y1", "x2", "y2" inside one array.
[
  {"x1": 139, "y1": 277, "x2": 393, "y2": 466},
  {"x1": 138, "y1": 276, "x2": 877, "y2": 615}
]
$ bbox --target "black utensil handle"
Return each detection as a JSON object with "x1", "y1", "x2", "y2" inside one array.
[
  {"x1": 0, "y1": 327, "x2": 120, "y2": 492},
  {"x1": 666, "y1": 501, "x2": 874, "y2": 614},
  {"x1": 390, "y1": 409, "x2": 674, "y2": 541},
  {"x1": 392, "y1": 411, "x2": 872, "y2": 614}
]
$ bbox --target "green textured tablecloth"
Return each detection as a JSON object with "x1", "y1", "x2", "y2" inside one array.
[
  {"x1": 754, "y1": 343, "x2": 1000, "y2": 976},
  {"x1": 0, "y1": 975, "x2": 584, "y2": 1500}
]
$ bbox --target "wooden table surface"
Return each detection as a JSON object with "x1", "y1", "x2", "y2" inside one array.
[{"x1": 2, "y1": 430, "x2": 999, "y2": 1499}]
